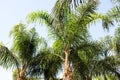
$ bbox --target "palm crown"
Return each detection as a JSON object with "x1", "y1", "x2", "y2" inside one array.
[{"x1": 0, "y1": 23, "x2": 46, "y2": 80}]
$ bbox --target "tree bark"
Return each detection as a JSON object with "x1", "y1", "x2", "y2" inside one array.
[
  {"x1": 63, "y1": 47, "x2": 73, "y2": 80},
  {"x1": 17, "y1": 64, "x2": 27, "y2": 80},
  {"x1": 87, "y1": 74, "x2": 92, "y2": 80}
]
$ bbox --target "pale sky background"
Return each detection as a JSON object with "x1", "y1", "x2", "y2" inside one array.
[{"x1": 0, "y1": 0, "x2": 116, "y2": 80}]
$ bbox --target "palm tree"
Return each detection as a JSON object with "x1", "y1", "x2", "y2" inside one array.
[
  {"x1": 27, "y1": 0, "x2": 113, "y2": 80},
  {"x1": 0, "y1": 23, "x2": 47, "y2": 80}
]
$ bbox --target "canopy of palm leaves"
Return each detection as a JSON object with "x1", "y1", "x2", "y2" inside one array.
[{"x1": 27, "y1": 0, "x2": 113, "y2": 50}]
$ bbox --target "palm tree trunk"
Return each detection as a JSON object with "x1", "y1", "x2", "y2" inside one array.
[
  {"x1": 17, "y1": 64, "x2": 27, "y2": 80},
  {"x1": 87, "y1": 74, "x2": 92, "y2": 80},
  {"x1": 63, "y1": 47, "x2": 73, "y2": 80}
]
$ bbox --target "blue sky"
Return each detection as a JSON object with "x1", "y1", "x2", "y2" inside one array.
[{"x1": 0, "y1": 0, "x2": 115, "y2": 80}]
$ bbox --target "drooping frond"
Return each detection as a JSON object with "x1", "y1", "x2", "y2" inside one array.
[
  {"x1": 0, "y1": 44, "x2": 19, "y2": 69},
  {"x1": 27, "y1": 11, "x2": 53, "y2": 27},
  {"x1": 27, "y1": 11, "x2": 62, "y2": 39}
]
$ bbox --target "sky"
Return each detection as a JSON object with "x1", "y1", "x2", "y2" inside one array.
[{"x1": 0, "y1": 0, "x2": 115, "y2": 80}]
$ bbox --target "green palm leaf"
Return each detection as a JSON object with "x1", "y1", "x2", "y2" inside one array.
[{"x1": 0, "y1": 44, "x2": 19, "y2": 69}]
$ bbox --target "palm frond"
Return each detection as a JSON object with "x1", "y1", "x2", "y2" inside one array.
[
  {"x1": 107, "y1": 5, "x2": 120, "y2": 22},
  {"x1": 75, "y1": 2, "x2": 113, "y2": 30},
  {"x1": 27, "y1": 11, "x2": 53, "y2": 27},
  {"x1": 0, "y1": 44, "x2": 19, "y2": 69},
  {"x1": 27, "y1": 11, "x2": 63, "y2": 40},
  {"x1": 113, "y1": 27, "x2": 120, "y2": 54}
]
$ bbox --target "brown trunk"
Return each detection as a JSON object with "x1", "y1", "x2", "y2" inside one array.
[
  {"x1": 17, "y1": 64, "x2": 27, "y2": 80},
  {"x1": 63, "y1": 47, "x2": 73, "y2": 80},
  {"x1": 87, "y1": 74, "x2": 92, "y2": 80}
]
